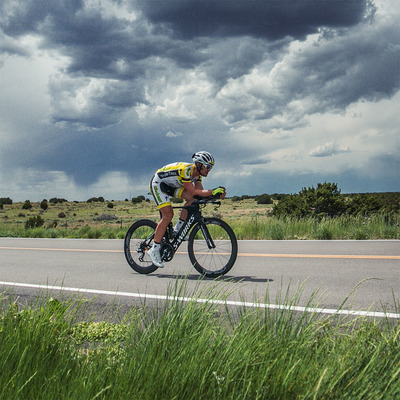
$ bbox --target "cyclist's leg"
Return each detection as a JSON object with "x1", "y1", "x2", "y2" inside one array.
[
  {"x1": 149, "y1": 176, "x2": 174, "y2": 239},
  {"x1": 176, "y1": 188, "x2": 194, "y2": 221},
  {"x1": 154, "y1": 205, "x2": 173, "y2": 243},
  {"x1": 149, "y1": 177, "x2": 175, "y2": 267}
]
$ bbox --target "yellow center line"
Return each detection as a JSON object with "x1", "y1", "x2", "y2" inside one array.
[
  {"x1": 237, "y1": 253, "x2": 400, "y2": 260},
  {"x1": 0, "y1": 246, "x2": 399, "y2": 260}
]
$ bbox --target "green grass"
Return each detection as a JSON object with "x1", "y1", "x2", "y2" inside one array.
[
  {"x1": 1, "y1": 282, "x2": 400, "y2": 399},
  {"x1": 0, "y1": 199, "x2": 399, "y2": 239},
  {"x1": 229, "y1": 213, "x2": 399, "y2": 240}
]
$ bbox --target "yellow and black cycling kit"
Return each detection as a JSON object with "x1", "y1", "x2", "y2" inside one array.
[{"x1": 150, "y1": 162, "x2": 202, "y2": 209}]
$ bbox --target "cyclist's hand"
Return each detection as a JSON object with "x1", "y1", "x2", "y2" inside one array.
[{"x1": 212, "y1": 186, "x2": 226, "y2": 199}]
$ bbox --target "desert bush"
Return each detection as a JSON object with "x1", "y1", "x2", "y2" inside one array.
[
  {"x1": 273, "y1": 182, "x2": 346, "y2": 218},
  {"x1": 49, "y1": 197, "x2": 68, "y2": 204},
  {"x1": 25, "y1": 215, "x2": 44, "y2": 229},
  {"x1": 255, "y1": 193, "x2": 273, "y2": 205},
  {"x1": 132, "y1": 195, "x2": 145, "y2": 204},
  {"x1": 40, "y1": 199, "x2": 48, "y2": 210},
  {"x1": 87, "y1": 197, "x2": 105, "y2": 203},
  {"x1": 22, "y1": 200, "x2": 32, "y2": 210},
  {"x1": 46, "y1": 220, "x2": 58, "y2": 229},
  {"x1": 0, "y1": 197, "x2": 13, "y2": 205}
]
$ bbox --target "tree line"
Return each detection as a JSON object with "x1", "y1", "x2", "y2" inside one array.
[
  {"x1": 270, "y1": 183, "x2": 400, "y2": 219},
  {"x1": 1, "y1": 184, "x2": 399, "y2": 219}
]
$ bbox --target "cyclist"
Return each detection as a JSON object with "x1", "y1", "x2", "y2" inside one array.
[{"x1": 148, "y1": 151, "x2": 226, "y2": 268}]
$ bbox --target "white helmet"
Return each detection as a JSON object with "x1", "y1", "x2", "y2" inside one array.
[{"x1": 192, "y1": 151, "x2": 215, "y2": 169}]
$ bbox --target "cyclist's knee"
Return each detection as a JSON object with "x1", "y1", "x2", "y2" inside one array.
[{"x1": 160, "y1": 206, "x2": 173, "y2": 222}]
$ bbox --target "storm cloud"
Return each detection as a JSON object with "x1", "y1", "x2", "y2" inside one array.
[{"x1": 0, "y1": 0, "x2": 399, "y2": 200}]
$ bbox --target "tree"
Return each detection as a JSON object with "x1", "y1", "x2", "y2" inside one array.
[
  {"x1": 272, "y1": 182, "x2": 345, "y2": 218},
  {"x1": 272, "y1": 194, "x2": 309, "y2": 218},
  {"x1": 299, "y1": 182, "x2": 345, "y2": 217}
]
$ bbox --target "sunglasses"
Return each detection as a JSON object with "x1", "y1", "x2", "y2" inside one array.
[{"x1": 203, "y1": 164, "x2": 213, "y2": 170}]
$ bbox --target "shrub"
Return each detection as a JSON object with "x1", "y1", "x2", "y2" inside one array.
[
  {"x1": 25, "y1": 215, "x2": 44, "y2": 229},
  {"x1": 272, "y1": 194, "x2": 309, "y2": 218},
  {"x1": 58, "y1": 212, "x2": 66, "y2": 218},
  {"x1": 132, "y1": 195, "x2": 145, "y2": 204},
  {"x1": 231, "y1": 195, "x2": 252, "y2": 202},
  {"x1": 46, "y1": 220, "x2": 58, "y2": 229},
  {"x1": 273, "y1": 182, "x2": 345, "y2": 218},
  {"x1": 22, "y1": 200, "x2": 32, "y2": 210},
  {"x1": 0, "y1": 197, "x2": 13, "y2": 205},
  {"x1": 107, "y1": 202, "x2": 114, "y2": 208},
  {"x1": 87, "y1": 197, "x2": 105, "y2": 203},
  {"x1": 40, "y1": 200, "x2": 48, "y2": 210},
  {"x1": 49, "y1": 197, "x2": 68, "y2": 204},
  {"x1": 345, "y1": 193, "x2": 400, "y2": 217},
  {"x1": 256, "y1": 193, "x2": 273, "y2": 205}
]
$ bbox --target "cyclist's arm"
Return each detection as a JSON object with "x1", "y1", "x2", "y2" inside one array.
[
  {"x1": 183, "y1": 181, "x2": 212, "y2": 197},
  {"x1": 183, "y1": 181, "x2": 226, "y2": 199}
]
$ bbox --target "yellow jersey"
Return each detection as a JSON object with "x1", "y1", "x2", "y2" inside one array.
[{"x1": 156, "y1": 162, "x2": 202, "y2": 188}]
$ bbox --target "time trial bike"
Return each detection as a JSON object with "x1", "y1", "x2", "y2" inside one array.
[{"x1": 124, "y1": 196, "x2": 237, "y2": 278}]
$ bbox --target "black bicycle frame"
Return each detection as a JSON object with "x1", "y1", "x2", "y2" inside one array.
[{"x1": 160, "y1": 200, "x2": 219, "y2": 262}]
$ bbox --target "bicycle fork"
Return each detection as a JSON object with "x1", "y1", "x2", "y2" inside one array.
[{"x1": 199, "y1": 222, "x2": 216, "y2": 249}]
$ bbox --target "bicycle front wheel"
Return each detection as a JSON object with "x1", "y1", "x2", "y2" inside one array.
[
  {"x1": 188, "y1": 218, "x2": 238, "y2": 278},
  {"x1": 124, "y1": 219, "x2": 158, "y2": 274}
]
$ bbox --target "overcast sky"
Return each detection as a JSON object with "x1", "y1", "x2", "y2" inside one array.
[{"x1": 0, "y1": 0, "x2": 399, "y2": 201}]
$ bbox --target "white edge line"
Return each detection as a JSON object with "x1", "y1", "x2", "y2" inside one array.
[{"x1": 1, "y1": 281, "x2": 399, "y2": 319}]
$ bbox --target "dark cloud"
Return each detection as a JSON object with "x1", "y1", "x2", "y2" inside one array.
[
  {"x1": 201, "y1": 36, "x2": 281, "y2": 86},
  {"x1": 218, "y1": 18, "x2": 400, "y2": 125},
  {"x1": 1, "y1": 0, "x2": 205, "y2": 76},
  {"x1": 0, "y1": 0, "x2": 83, "y2": 36},
  {"x1": 228, "y1": 162, "x2": 400, "y2": 196},
  {"x1": 1, "y1": 0, "x2": 385, "y2": 132},
  {"x1": 1, "y1": 0, "x2": 399, "y2": 199},
  {"x1": 363, "y1": 152, "x2": 400, "y2": 181},
  {"x1": 138, "y1": 0, "x2": 368, "y2": 39},
  {"x1": 48, "y1": 77, "x2": 146, "y2": 129}
]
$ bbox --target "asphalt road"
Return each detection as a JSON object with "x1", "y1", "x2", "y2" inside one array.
[{"x1": 1, "y1": 237, "x2": 399, "y2": 317}]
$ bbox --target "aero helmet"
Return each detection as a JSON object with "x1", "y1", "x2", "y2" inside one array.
[{"x1": 192, "y1": 151, "x2": 215, "y2": 169}]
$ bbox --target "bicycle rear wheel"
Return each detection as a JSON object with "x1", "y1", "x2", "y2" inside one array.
[
  {"x1": 124, "y1": 219, "x2": 158, "y2": 274},
  {"x1": 188, "y1": 218, "x2": 237, "y2": 278}
]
